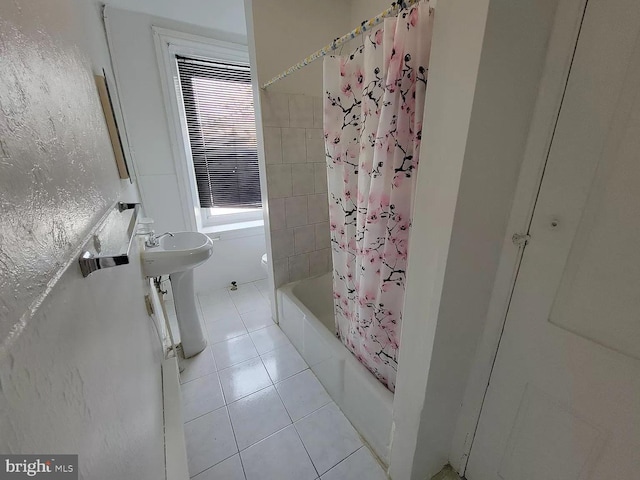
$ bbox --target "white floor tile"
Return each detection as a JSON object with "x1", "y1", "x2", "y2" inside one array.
[
  {"x1": 261, "y1": 344, "x2": 308, "y2": 383},
  {"x1": 241, "y1": 306, "x2": 275, "y2": 332},
  {"x1": 206, "y1": 316, "x2": 248, "y2": 344},
  {"x1": 253, "y1": 279, "x2": 271, "y2": 303},
  {"x1": 253, "y1": 278, "x2": 269, "y2": 294},
  {"x1": 228, "y1": 283, "x2": 261, "y2": 298},
  {"x1": 320, "y1": 447, "x2": 387, "y2": 480},
  {"x1": 181, "y1": 372, "x2": 225, "y2": 423},
  {"x1": 200, "y1": 297, "x2": 238, "y2": 322},
  {"x1": 218, "y1": 357, "x2": 272, "y2": 403},
  {"x1": 184, "y1": 407, "x2": 238, "y2": 477},
  {"x1": 212, "y1": 334, "x2": 259, "y2": 370},
  {"x1": 198, "y1": 288, "x2": 231, "y2": 306},
  {"x1": 192, "y1": 454, "x2": 246, "y2": 480},
  {"x1": 249, "y1": 325, "x2": 290, "y2": 355},
  {"x1": 275, "y1": 369, "x2": 332, "y2": 421},
  {"x1": 228, "y1": 386, "x2": 291, "y2": 450},
  {"x1": 240, "y1": 425, "x2": 317, "y2": 480},
  {"x1": 232, "y1": 293, "x2": 269, "y2": 315},
  {"x1": 295, "y1": 403, "x2": 363, "y2": 476},
  {"x1": 179, "y1": 347, "x2": 217, "y2": 385}
]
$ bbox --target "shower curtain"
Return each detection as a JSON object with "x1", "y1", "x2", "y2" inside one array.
[{"x1": 323, "y1": 2, "x2": 434, "y2": 391}]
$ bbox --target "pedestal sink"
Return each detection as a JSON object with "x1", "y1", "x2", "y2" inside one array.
[{"x1": 142, "y1": 231, "x2": 213, "y2": 358}]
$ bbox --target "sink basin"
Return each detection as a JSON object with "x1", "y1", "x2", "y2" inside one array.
[
  {"x1": 142, "y1": 231, "x2": 213, "y2": 358},
  {"x1": 142, "y1": 231, "x2": 213, "y2": 277}
]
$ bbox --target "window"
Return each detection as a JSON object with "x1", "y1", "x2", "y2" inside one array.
[{"x1": 176, "y1": 55, "x2": 261, "y2": 226}]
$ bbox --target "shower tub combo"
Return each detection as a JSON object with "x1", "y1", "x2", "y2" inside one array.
[{"x1": 277, "y1": 273, "x2": 394, "y2": 464}]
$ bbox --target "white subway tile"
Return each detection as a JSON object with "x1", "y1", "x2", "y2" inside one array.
[
  {"x1": 282, "y1": 128, "x2": 307, "y2": 164},
  {"x1": 271, "y1": 229, "x2": 294, "y2": 260},
  {"x1": 308, "y1": 193, "x2": 329, "y2": 223},
  {"x1": 294, "y1": 225, "x2": 316, "y2": 254},
  {"x1": 289, "y1": 95, "x2": 314, "y2": 128},
  {"x1": 285, "y1": 196, "x2": 308, "y2": 227},
  {"x1": 268, "y1": 197, "x2": 286, "y2": 230},
  {"x1": 263, "y1": 127, "x2": 282, "y2": 164},
  {"x1": 267, "y1": 165, "x2": 292, "y2": 199},
  {"x1": 314, "y1": 163, "x2": 328, "y2": 193},
  {"x1": 315, "y1": 222, "x2": 330, "y2": 250},
  {"x1": 289, "y1": 254, "x2": 310, "y2": 282},
  {"x1": 262, "y1": 92, "x2": 289, "y2": 127},
  {"x1": 291, "y1": 164, "x2": 315, "y2": 196},
  {"x1": 305, "y1": 129, "x2": 325, "y2": 163}
]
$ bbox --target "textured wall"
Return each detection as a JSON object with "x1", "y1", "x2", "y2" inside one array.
[
  {"x1": 0, "y1": 0, "x2": 119, "y2": 346},
  {"x1": 0, "y1": 1, "x2": 165, "y2": 478}
]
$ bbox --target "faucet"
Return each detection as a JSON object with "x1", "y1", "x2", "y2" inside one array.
[{"x1": 145, "y1": 231, "x2": 174, "y2": 248}]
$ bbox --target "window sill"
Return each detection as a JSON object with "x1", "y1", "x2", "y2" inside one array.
[{"x1": 200, "y1": 220, "x2": 265, "y2": 240}]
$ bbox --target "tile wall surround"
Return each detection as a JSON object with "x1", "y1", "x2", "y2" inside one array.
[{"x1": 261, "y1": 92, "x2": 332, "y2": 287}]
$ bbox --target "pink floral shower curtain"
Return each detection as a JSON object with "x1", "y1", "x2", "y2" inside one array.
[{"x1": 323, "y1": 3, "x2": 434, "y2": 391}]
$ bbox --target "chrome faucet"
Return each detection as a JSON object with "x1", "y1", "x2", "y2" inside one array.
[{"x1": 145, "y1": 231, "x2": 174, "y2": 248}]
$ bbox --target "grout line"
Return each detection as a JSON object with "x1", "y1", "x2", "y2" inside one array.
[
  {"x1": 290, "y1": 397, "x2": 333, "y2": 425},
  {"x1": 229, "y1": 391, "x2": 293, "y2": 453},
  {"x1": 272, "y1": 371, "x2": 296, "y2": 424},
  {"x1": 191, "y1": 450, "x2": 239, "y2": 479},
  {"x1": 183, "y1": 403, "x2": 227, "y2": 426},
  {"x1": 238, "y1": 423, "x2": 293, "y2": 455},
  {"x1": 320, "y1": 446, "x2": 366, "y2": 478},
  {"x1": 237, "y1": 451, "x2": 249, "y2": 480},
  {"x1": 179, "y1": 368, "x2": 219, "y2": 387},
  {"x1": 182, "y1": 399, "x2": 225, "y2": 426},
  {"x1": 260, "y1": 352, "x2": 308, "y2": 384},
  {"x1": 224, "y1": 403, "x2": 242, "y2": 463},
  {"x1": 292, "y1": 419, "x2": 320, "y2": 478}
]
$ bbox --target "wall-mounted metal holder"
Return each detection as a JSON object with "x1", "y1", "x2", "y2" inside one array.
[{"x1": 79, "y1": 202, "x2": 141, "y2": 277}]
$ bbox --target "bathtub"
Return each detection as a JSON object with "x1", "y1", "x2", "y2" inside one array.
[{"x1": 277, "y1": 273, "x2": 394, "y2": 465}]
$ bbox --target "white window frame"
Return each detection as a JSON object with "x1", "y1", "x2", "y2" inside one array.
[{"x1": 153, "y1": 27, "x2": 262, "y2": 232}]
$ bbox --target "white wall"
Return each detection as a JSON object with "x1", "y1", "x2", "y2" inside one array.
[
  {"x1": 193, "y1": 228, "x2": 267, "y2": 292},
  {"x1": 249, "y1": 0, "x2": 351, "y2": 96},
  {"x1": 390, "y1": 0, "x2": 561, "y2": 479},
  {"x1": 102, "y1": 0, "x2": 247, "y2": 34},
  {"x1": 0, "y1": 1, "x2": 165, "y2": 478},
  {"x1": 349, "y1": 0, "x2": 392, "y2": 25},
  {"x1": 104, "y1": 6, "x2": 267, "y2": 292}
]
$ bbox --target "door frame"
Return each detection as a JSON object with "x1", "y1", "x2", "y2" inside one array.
[{"x1": 449, "y1": 0, "x2": 590, "y2": 474}]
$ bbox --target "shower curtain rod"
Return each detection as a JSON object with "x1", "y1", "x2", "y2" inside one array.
[{"x1": 260, "y1": 0, "x2": 424, "y2": 89}]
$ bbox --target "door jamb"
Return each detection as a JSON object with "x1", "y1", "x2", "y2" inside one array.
[{"x1": 449, "y1": 0, "x2": 590, "y2": 474}]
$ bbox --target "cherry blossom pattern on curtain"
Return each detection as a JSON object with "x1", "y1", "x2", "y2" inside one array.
[{"x1": 323, "y1": 2, "x2": 434, "y2": 392}]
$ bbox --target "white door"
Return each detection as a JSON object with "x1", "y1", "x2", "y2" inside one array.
[{"x1": 465, "y1": 0, "x2": 640, "y2": 478}]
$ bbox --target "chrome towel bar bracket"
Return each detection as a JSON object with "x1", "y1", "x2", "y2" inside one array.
[{"x1": 78, "y1": 202, "x2": 141, "y2": 277}]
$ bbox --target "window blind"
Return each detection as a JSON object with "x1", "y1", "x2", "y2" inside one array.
[{"x1": 176, "y1": 56, "x2": 261, "y2": 209}]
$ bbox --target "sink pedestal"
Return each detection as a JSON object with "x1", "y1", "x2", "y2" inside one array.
[{"x1": 170, "y1": 270, "x2": 207, "y2": 358}]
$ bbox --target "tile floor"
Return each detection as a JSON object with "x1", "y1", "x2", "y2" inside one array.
[{"x1": 166, "y1": 280, "x2": 389, "y2": 480}]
